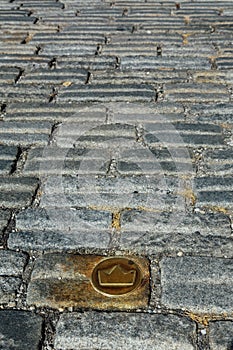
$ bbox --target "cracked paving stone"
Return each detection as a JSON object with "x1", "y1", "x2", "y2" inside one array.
[
  {"x1": 26, "y1": 254, "x2": 149, "y2": 310},
  {"x1": 160, "y1": 256, "x2": 233, "y2": 314},
  {"x1": 0, "y1": 310, "x2": 43, "y2": 350},
  {"x1": 54, "y1": 312, "x2": 196, "y2": 350},
  {"x1": 209, "y1": 321, "x2": 233, "y2": 350}
]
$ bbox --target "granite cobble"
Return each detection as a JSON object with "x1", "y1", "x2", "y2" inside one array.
[
  {"x1": 0, "y1": 0, "x2": 233, "y2": 349},
  {"x1": 54, "y1": 312, "x2": 197, "y2": 350},
  {"x1": 160, "y1": 256, "x2": 233, "y2": 314}
]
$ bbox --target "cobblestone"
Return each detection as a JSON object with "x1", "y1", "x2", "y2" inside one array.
[
  {"x1": 54, "y1": 312, "x2": 196, "y2": 350},
  {"x1": 121, "y1": 211, "x2": 233, "y2": 256},
  {"x1": 0, "y1": 145, "x2": 18, "y2": 175},
  {"x1": 0, "y1": 0, "x2": 233, "y2": 348},
  {"x1": 27, "y1": 254, "x2": 149, "y2": 310},
  {"x1": 0, "y1": 251, "x2": 27, "y2": 304},
  {"x1": 0, "y1": 310, "x2": 42, "y2": 350},
  {"x1": 160, "y1": 256, "x2": 233, "y2": 314},
  {"x1": 0, "y1": 177, "x2": 39, "y2": 209}
]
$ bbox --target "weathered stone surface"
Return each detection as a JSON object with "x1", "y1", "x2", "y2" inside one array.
[
  {"x1": 54, "y1": 312, "x2": 196, "y2": 350},
  {"x1": 0, "y1": 250, "x2": 27, "y2": 304},
  {"x1": 160, "y1": 257, "x2": 233, "y2": 314},
  {"x1": 209, "y1": 321, "x2": 233, "y2": 350},
  {"x1": 0, "y1": 177, "x2": 39, "y2": 209},
  {"x1": 0, "y1": 250, "x2": 27, "y2": 276},
  {"x1": 0, "y1": 145, "x2": 18, "y2": 175},
  {"x1": 40, "y1": 175, "x2": 183, "y2": 210},
  {"x1": 0, "y1": 310, "x2": 42, "y2": 350},
  {"x1": 194, "y1": 176, "x2": 233, "y2": 209},
  {"x1": 27, "y1": 254, "x2": 150, "y2": 310},
  {"x1": 0, "y1": 210, "x2": 10, "y2": 233},
  {"x1": 0, "y1": 277, "x2": 22, "y2": 304},
  {"x1": 120, "y1": 210, "x2": 233, "y2": 256}
]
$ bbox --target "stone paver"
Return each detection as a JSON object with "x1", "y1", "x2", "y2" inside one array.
[
  {"x1": 209, "y1": 321, "x2": 233, "y2": 350},
  {"x1": 0, "y1": 310, "x2": 43, "y2": 350},
  {"x1": 0, "y1": 250, "x2": 27, "y2": 304},
  {"x1": 160, "y1": 257, "x2": 233, "y2": 314},
  {"x1": 0, "y1": 0, "x2": 233, "y2": 348},
  {"x1": 27, "y1": 254, "x2": 150, "y2": 310},
  {"x1": 54, "y1": 312, "x2": 196, "y2": 350}
]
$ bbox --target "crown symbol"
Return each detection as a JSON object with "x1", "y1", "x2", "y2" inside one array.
[{"x1": 98, "y1": 264, "x2": 136, "y2": 287}]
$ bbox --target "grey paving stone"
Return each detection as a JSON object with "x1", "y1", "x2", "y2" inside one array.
[
  {"x1": 194, "y1": 176, "x2": 233, "y2": 209},
  {"x1": 202, "y1": 148, "x2": 233, "y2": 175},
  {"x1": 5, "y1": 102, "x2": 107, "y2": 123},
  {"x1": 120, "y1": 210, "x2": 233, "y2": 256},
  {"x1": 16, "y1": 207, "x2": 111, "y2": 231},
  {"x1": 165, "y1": 83, "x2": 229, "y2": 103},
  {"x1": 0, "y1": 145, "x2": 18, "y2": 175},
  {"x1": 0, "y1": 210, "x2": 10, "y2": 233},
  {"x1": 8, "y1": 229, "x2": 111, "y2": 251},
  {"x1": 209, "y1": 321, "x2": 233, "y2": 350},
  {"x1": 54, "y1": 312, "x2": 196, "y2": 350},
  {"x1": 0, "y1": 310, "x2": 42, "y2": 350},
  {"x1": 9, "y1": 207, "x2": 111, "y2": 251},
  {"x1": 0, "y1": 121, "x2": 51, "y2": 146},
  {"x1": 0, "y1": 177, "x2": 39, "y2": 209},
  {"x1": 121, "y1": 56, "x2": 211, "y2": 71},
  {"x1": 0, "y1": 250, "x2": 27, "y2": 276},
  {"x1": 0, "y1": 277, "x2": 22, "y2": 304},
  {"x1": 57, "y1": 83, "x2": 155, "y2": 103},
  {"x1": 160, "y1": 257, "x2": 233, "y2": 313},
  {"x1": 40, "y1": 175, "x2": 182, "y2": 210}
]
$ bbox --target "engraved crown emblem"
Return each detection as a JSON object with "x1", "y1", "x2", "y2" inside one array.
[{"x1": 98, "y1": 264, "x2": 136, "y2": 287}]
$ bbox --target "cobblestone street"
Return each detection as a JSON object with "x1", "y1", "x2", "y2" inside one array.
[{"x1": 0, "y1": 0, "x2": 233, "y2": 349}]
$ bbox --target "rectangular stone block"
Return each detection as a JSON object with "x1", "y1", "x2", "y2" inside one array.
[
  {"x1": 120, "y1": 210, "x2": 233, "y2": 256},
  {"x1": 27, "y1": 254, "x2": 150, "y2": 310},
  {"x1": 160, "y1": 256, "x2": 233, "y2": 314},
  {"x1": 54, "y1": 312, "x2": 196, "y2": 350}
]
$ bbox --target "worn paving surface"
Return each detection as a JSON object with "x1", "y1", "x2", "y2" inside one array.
[{"x1": 0, "y1": 0, "x2": 233, "y2": 349}]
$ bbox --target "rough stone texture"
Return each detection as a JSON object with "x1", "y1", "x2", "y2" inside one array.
[
  {"x1": 0, "y1": 250, "x2": 27, "y2": 304},
  {"x1": 0, "y1": 210, "x2": 10, "y2": 233},
  {"x1": 120, "y1": 211, "x2": 233, "y2": 257},
  {"x1": 209, "y1": 321, "x2": 233, "y2": 350},
  {"x1": 0, "y1": 310, "x2": 43, "y2": 350},
  {"x1": 160, "y1": 257, "x2": 233, "y2": 314},
  {"x1": 0, "y1": 145, "x2": 18, "y2": 175},
  {"x1": 0, "y1": 250, "x2": 27, "y2": 276},
  {"x1": 8, "y1": 207, "x2": 112, "y2": 251},
  {"x1": 0, "y1": 277, "x2": 22, "y2": 304},
  {"x1": 54, "y1": 312, "x2": 196, "y2": 350},
  {"x1": 27, "y1": 254, "x2": 150, "y2": 310},
  {"x1": 1, "y1": 0, "x2": 233, "y2": 348},
  {"x1": 0, "y1": 177, "x2": 39, "y2": 209}
]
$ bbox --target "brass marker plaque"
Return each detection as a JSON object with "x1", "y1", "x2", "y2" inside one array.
[
  {"x1": 27, "y1": 254, "x2": 149, "y2": 310},
  {"x1": 91, "y1": 257, "x2": 143, "y2": 296}
]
